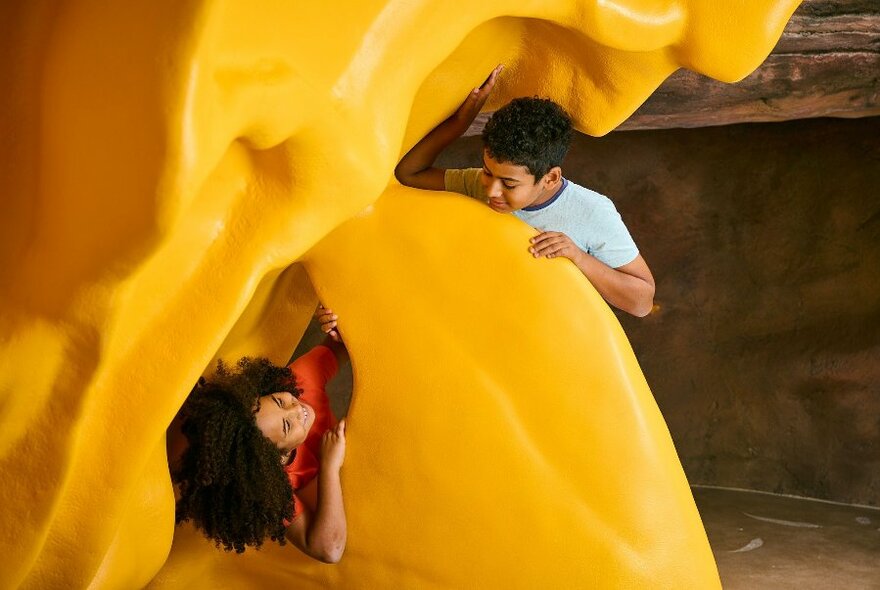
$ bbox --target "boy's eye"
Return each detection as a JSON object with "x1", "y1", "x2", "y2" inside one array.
[{"x1": 503, "y1": 183, "x2": 516, "y2": 189}]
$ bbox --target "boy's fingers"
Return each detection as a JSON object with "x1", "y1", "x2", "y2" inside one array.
[
  {"x1": 530, "y1": 238, "x2": 550, "y2": 248},
  {"x1": 531, "y1": 234, "x2": 569, "y2": 249},
  {"x1": 529, "y1": 234, "x2": 548, "y2": 245},
  {"x1": 480, "y1": 64, "x2": 504, "y2": 89},
  {"x1": 531, "y1": 239, "x2": 566, "y2": 257},
  {"x1": 530, "y1": 231, "x2": 560, "y2": 243},
  {"x1": 530, "y1": 236, "x2": 561, "y2": 250}
]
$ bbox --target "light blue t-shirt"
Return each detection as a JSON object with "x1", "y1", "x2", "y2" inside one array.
[{"x1": 445, "y1": 168, "x2": 639, "y2": 268}]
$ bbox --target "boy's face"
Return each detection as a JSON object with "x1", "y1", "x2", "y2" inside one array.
[{"x1": 480, "y1": 150, "x2": 559, "y2": 212}]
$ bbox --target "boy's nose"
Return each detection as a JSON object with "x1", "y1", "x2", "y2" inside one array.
[{"x1": 485, "y1": 180, "x2": 503, "y2": 198}]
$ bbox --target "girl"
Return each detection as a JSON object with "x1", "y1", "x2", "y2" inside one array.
[{"x1": 168, "y1": 331, "x2": 348, "y2": 563}]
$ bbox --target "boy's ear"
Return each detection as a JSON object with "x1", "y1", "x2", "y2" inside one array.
[{"x1": 542, "y1": 166, "x2": 562, "y2": 185}]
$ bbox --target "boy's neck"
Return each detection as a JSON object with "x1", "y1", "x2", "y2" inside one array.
[{"x1": 526, "y1": 177, "x2": 566, "y2": 209}]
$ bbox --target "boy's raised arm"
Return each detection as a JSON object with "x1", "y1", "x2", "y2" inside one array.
[{"x1": 394, "y1": 64, "x2": 503, "y2": 191}]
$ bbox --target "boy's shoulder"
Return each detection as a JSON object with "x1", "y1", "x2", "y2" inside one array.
[
  {"x1": 443, "y1": 167, "x2": 487, "y2": 202},
  {"x1": 524, "y1": 178, "x2": 613, "y2": 219},
  {"x1": 516, "y1": 179, "x2": 628, "y2": 237},
  {"x1": 558, "y1": 178, "x2": 613, "y2": 208}
]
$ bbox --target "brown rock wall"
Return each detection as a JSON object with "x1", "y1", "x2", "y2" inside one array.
[{"x1": 438, "y1": 116, "x2": 880, "y2": 505}]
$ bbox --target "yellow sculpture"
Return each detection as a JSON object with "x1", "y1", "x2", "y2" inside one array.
[{"x1": 0, "y1": 1, "x2": 799, "y2": 588}]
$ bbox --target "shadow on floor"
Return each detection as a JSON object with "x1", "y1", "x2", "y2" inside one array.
[{"x1": 694, "y1": 486, "x2": 880, "y2": 589}]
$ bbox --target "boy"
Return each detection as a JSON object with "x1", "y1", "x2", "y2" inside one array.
[{"x1": 394, "y1": 65, "x2": 655, "y2": 317}]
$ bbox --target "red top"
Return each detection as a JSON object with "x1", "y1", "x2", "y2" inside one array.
[{"x1": 283, "y1": 345, "x2": 338, "y2": 518}]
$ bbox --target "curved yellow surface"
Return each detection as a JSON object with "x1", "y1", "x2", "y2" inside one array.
[{"x1": 0, "y1": 1, "x2": 799, "y2": 588}]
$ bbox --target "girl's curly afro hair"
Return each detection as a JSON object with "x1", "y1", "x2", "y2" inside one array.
[{"x1": 173, "y1": 357, "x2": 302, "y2": 553}]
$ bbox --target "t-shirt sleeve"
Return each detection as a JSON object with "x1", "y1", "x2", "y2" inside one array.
[
  {"x1": 444, "y1": 168, "x2": 487, "y2": 202},
  {"x1": 586, "y1": 198, "x2": 640, "y2": 268}
]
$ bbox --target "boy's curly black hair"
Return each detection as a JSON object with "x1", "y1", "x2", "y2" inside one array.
[
  {"x1": 173, "y1": 357, "x2": 302, "y2": 553},
  {"x1": 482, "y1": 97, "x2": 573, "y2": 181}
]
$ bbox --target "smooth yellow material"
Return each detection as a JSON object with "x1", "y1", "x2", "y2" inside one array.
[{"x1": 0, "y1": 1, "x2": 798, "y2": 588}]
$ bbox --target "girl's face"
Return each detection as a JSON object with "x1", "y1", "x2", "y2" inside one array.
[{"x1": 254, "y1": 391, "x2": 316, "y2": 454}]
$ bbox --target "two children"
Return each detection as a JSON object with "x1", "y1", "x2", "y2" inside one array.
[
  {"x1": 394, "y1": 65, "x2": 655, "y2": 317},
  {"x1": 171, "y1": 66, "x2": 654, "y2": 564}
]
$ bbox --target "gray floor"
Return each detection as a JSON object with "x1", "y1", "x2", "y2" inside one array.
[
  {"x1": 695, "y1": 486, "x2": 880, "y2": 589},
  {"x1": 294, "y1": 317, "x2": 879, "y2": 588}
]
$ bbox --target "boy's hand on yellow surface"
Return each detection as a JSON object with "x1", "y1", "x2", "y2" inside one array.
[
  {"x1": 321, "y1": 419, "x2": 346, "y2": 472},
  {"x1": 453, "y1": 64, "x2": 503, "y2": 126},
  {"x1": 529, "y1": 231, "x2": 585, "y2": 263},
  {"x1": 316, "y1": 304, "x2": 341, "y2": 341}
]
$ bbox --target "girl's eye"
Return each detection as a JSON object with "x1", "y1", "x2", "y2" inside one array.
[{"x1": 284, "y1": 418, "x2": 290, "y2": 436}]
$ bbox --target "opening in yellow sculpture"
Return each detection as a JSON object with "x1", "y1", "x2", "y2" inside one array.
[{"x1": 0, "y1": 1, "x2": 799, "y2": 587}]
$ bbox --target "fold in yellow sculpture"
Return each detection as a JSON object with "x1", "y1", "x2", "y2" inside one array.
[{"x1": 0, "y1": 1, "x2": 799, "y2": 588}]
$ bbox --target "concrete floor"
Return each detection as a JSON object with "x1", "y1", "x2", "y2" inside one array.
[
  {"x1": 295, "y1": 317, "x2": 879, "y2": 588},
  {"x1": 695, "y1": 486, "x2": 880, "y2": 589}
]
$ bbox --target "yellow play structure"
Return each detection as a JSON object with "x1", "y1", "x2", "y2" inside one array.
[{"x1": 0, "y1": 1, "x2": 799, "y2": 588}]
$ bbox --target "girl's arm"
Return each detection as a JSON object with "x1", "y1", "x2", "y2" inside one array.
[
  {"x1": 315, "y1": 305, "x2": 351, "y2": 369},
  {"x1": 285, "y1": 420, "x2": 347, "y2": 563}
]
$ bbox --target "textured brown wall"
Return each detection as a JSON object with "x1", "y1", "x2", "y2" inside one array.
[{"x1": 437, "y1": 117, "x2": 880, "y2": 506}]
